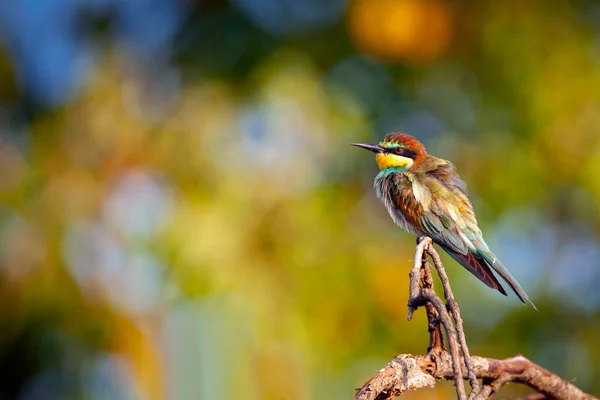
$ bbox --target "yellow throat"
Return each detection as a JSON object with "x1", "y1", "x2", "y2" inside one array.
[{"x1": 375, "y1": 153, "x2": 414, "y2": 170}]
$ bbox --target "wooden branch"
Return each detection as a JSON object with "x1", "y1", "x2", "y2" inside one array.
[
  {"x1": 354, "y1": 354, "x2": 436, "y2": 399},
  {"x1": 355, "y1": 239, "x2": 598, "y2": 400},
  {"x1": 408, "y1": 238, "x2": 444, "y2": 355},
  {"x1": 425, "y1": 244, "x2": 480, "y2": 398},
  {"x1": 355, "y1": 351, "x2": 597, "y2": 400},
  {"x1": 411, "y1": 288, "x2": 466, "y2": 398}
]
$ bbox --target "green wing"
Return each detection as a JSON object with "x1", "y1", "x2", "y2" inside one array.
[
  {"x1": 417, "y1": 194, "x2": 508, "y2": 294},
  {"x1": 415, "y1": 173, "x2": 535, "y2": 307}
]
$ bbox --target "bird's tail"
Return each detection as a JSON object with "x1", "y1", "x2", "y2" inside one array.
[
  {"x1": 444, "y1": 246, "x2": 537, "y2": 310},
  {"x1": 478, "y1": 250, "x2": 537, "y2": 311},
  {"x1": 444, "y1": 248, "x2": 506, "y2": 294}
]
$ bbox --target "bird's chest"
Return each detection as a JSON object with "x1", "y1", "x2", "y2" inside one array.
[{"x1": 374, "y1": 172, "x2": 425, "y2": 235}]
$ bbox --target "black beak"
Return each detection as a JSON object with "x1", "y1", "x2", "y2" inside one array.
[{"x1": 350, "y1": 142, "x2": 384, "y2": 153}]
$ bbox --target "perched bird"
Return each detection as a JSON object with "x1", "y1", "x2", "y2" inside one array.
[{"x1": 352, "y1": 132, "x2": 535, "y2": 309}]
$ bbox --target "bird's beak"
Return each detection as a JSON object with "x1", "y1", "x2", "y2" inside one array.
[{"x1": 350, "y1": 142, "x2": 384, "y2": 153}]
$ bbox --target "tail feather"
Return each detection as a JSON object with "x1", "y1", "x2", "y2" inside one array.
[
  {"x1": 442, "y1": 246, "x2": 507, "y2": 295},
  {"x1": 478, "y1": 250, "x2": 538, "y2": 311},
  {"x1": 441, "y1": 245, "x2": 537, "y2": 310}
]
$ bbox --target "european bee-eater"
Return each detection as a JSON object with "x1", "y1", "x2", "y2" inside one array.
[{"x1": 352, "y1": 133, "x2": 535, "y2": 308}]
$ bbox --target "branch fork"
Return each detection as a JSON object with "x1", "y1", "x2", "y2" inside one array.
[{"x1": 355, "y1": 237, "x2": 597, "y2": 400}]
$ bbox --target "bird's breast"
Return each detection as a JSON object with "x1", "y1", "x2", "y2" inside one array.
[{"x1": 374, "y1": 171, "x2": 423, "y2": 236}]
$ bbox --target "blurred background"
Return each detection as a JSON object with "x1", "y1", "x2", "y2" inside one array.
[{"x1": 0, "y1": 0, "x2": 599, "y2": 399}]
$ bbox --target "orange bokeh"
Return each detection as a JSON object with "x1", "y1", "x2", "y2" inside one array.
[{"x1": 347, "y1": 0, "x2": 453, "y2": 64}]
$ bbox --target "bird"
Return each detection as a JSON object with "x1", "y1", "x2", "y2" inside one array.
[{"x1": 351, "y1": 132, "x2": 536, "y2": 309}]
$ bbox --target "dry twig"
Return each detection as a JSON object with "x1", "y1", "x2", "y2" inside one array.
[
  {"x1": 425, "y1": 241, "x2": 480, "y2": 398},
  {"x1": 355, "y1": 352, "x2": 596, "y2": 400},
  {"x1": 355, "y1": 239, "x2": 598, "y2": 400}
]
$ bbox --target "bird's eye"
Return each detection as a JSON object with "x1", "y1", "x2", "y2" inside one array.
[{"x1": 394, "y1": 147, "x2": 403, "y2": 155}]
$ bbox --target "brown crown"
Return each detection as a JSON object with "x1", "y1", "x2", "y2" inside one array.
[{"x1": 381, "y1": 132, "x2": 427, "y2": 163}]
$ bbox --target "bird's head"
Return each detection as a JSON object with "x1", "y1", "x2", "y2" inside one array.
[{"x1": 351, "y1": 133, "x2": 427, "y2": 171}]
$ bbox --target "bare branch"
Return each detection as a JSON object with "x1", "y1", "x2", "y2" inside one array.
[
  {"x1": 355, "y1": 240, "x2": 597, "y2": 400},
  {"x1": 408, "y1": 237, "x2": 444, "y2": 354},
  {"x1": 411, "y1": 288, "x2": 466, "y2": 399},
  {"x1": 407, "y1": 237, "x2": 430, "y2": 321},
  {"x1": 408, "y1": 237, "x2": 467, "y2": 399},
  {"x1": 354, "y1": 354, "x2": 436, "y2": 400},
  {"x1": 426, "y1": 244, "x2": 480, "y2": 397},
  {"x1": 509, "y1": 394, "x2": 547, "y2": 400},
  {"x1": 356, "y1": 352, "x2": 597, "y2": 400}
]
